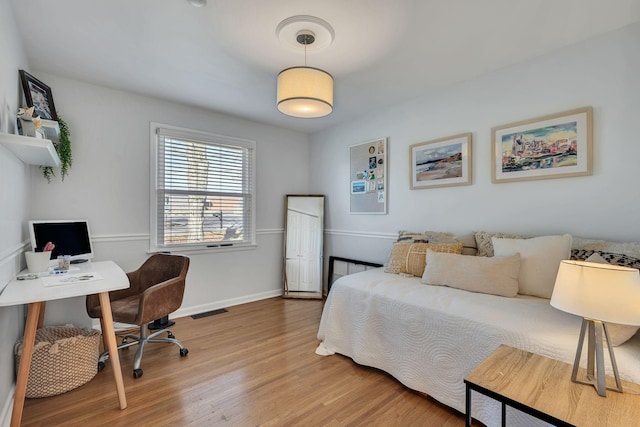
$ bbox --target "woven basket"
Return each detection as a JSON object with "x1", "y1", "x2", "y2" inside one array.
[{"x1": 15, "y1": 325, "x2": 101, "y2": 398}]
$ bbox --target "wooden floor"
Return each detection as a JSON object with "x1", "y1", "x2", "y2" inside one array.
[{"x1": 22, "y1": 297, "x2": 471, "y2": 426}]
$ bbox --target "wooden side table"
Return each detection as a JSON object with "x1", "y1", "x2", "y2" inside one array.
[{"x1": 464, "y1": 345, "x2": 640, "y2": 427}]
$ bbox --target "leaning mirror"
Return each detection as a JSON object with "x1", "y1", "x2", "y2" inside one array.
[{"x1": 283, "y1": 195, "x2": 324, "y2": 299}]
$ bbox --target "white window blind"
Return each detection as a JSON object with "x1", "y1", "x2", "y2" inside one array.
[{"x1": 151, "y1": 125, "x2": 256, "y2": 251}]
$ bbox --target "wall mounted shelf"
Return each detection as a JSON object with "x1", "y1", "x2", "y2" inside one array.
[{"x1": 0, "y1": 133, "x2": 61, "y2": 167}]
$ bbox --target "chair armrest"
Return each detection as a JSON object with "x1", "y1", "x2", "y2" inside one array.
[
  {"x1": 105, "y1": 270, "x2": 142, "y2": 300},
  {"x1": 85, "y1": 271, "x2": 138, "y2": 317}
]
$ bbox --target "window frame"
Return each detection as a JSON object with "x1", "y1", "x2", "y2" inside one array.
[{"x1": 149, "y1": 122, "x2": 257, "y2": 254}]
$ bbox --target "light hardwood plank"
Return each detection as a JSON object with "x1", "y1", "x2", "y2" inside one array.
[{"x1": 21, "y1": 297, "x2": 473, "y2": 426}]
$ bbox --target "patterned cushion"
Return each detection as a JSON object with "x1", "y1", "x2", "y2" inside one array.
[
  {"x1": 397, "y1": 230, "x2": 458, "y2": 244},
  {"x1": 571, "y1": 249, "x2": 640, "y2": 270},
  {"x1": 474, "y1": 231, "x2": 528, "y2": 257},
  {"x1": 385, "y1": 242, "x2": 464, "y2": 277},
  {"x1": 572, "y1": 237, "x2": 640, "y2": 259}
]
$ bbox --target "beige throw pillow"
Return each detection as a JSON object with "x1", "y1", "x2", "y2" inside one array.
[
  {"x1": 422, "y1": 250, "x2": 521, "y2": 297},
  {"x1": 584, "y1": 252, "x2": 640, "y2": 346},
  {"x1": 493, "y1": 234, "x2": 572, "y2": 299},
  {"x1": 385, "y1": 242, "x2": 464, "y2": 277}
]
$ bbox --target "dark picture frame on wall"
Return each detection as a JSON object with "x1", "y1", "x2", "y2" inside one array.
[{"x1": 19, "y1": 70, "x2": 58, "y2": 121}]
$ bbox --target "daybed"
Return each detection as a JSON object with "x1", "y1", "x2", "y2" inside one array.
[{"x1": 316, "y1": 231, "x2": 640, "y2": 426}]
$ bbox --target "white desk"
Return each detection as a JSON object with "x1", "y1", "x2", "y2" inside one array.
[{"x1": 0, "y1": 260, "x2": 129, "y2": 427}]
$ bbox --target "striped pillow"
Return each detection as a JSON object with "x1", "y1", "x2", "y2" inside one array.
[{"x1": 385, "y1": 242, "x2": 464, "y2": 277}]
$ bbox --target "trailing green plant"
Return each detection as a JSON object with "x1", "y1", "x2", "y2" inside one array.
[{"x1": 41, "y1": 116, "x2": 72, "y2": 182}]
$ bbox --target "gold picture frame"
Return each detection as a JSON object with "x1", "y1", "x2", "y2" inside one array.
[
  {"x1": 409, "y1": 133, "x2": 472, "y2": 189},
  {"x1": 492, "y1": 107, "x2": 592, "y2": 183}
]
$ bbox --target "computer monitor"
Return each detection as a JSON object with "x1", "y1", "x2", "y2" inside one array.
[{"x1": 29, "y1": 220, "x2": 94, "y2": 263}]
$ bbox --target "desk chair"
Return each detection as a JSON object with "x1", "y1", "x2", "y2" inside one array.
[{"x1": 86, "y1": 254, "x2": 190, "y2": 378}]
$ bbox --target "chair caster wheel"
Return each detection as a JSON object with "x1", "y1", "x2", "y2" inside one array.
[
  {"x1": 180, "y1": 348, "x2": 189, "y2": 357},
  {"x1": 133, "y1": 368, "x2": 143, "y2": 379},
  {"x1": 168, "y1": 332, "x2": 175, "y2": 339},
  {"x1": 98, "y1": 361, "x2": 105, "y2": 372}
]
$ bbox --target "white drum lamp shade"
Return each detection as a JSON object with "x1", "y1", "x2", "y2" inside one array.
[
  {"x1": 550, "y1": 260, "x2": 640, "y2": 396},
  {"x1": 277, "y1": 66, "x2": 333, "y2": 118},
  {"x1": 551, "y1": 261, "x2": 640, "y2": 326}
]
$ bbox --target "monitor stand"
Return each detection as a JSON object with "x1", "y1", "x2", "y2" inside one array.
[{"x1": 70, "y1": 259, "x2": 89, "y2": 264}]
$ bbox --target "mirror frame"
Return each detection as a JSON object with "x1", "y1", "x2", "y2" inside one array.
[{"x1": 283, "y1": 194, "x2": 325, "y2": 299}]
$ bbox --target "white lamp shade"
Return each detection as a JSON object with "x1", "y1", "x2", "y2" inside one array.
[
  {"x1": 551, "y1": 260, "x2": 640, "y2": 325},
  {"x1": 277, "y1": 66, "x2": 333, "y2": 118}
]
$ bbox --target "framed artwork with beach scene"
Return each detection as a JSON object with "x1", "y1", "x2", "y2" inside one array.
[
  {"x1": 410, "y1": 133, "x2": 472, "y2": 189},
  {"x1": 492, "y1": 107, "x2": 592, "y2": 183}
]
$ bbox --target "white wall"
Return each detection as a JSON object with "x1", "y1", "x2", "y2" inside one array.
[
  {"x1": 0, "y1": 0, "x2": 31, "y2": 423},
  {"x1": 310, "y1": 23, "x2": 640, "y2": 267},
  {"x1": 26, "y1": 74, "x2": 310, "y2": 325}
]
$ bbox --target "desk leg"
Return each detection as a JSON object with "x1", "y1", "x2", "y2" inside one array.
[
  {"x1": 37, "y1": 302, "x2": 46, "y2": 328},
  {"x1": 502, "y1": 402, "x2": 506, "y2": 427},
  {"x1": 98, "y1": 292, "x2": 128, "y2": 409},
  {"x1": 11, "y1": 301, "x2": 42, "y2": 427}
]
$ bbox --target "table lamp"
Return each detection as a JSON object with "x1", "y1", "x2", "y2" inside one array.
[{"x1": 550, "y1": 260, "x2": 640, "y2": 397}]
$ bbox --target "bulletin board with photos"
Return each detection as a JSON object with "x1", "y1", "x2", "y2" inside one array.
[{"x1": 349, "y1": 137, "x2": 387, "y2": 214}]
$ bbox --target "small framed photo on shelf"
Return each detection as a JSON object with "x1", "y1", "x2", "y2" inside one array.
[
  {"x1": 19, "y1": 70, "x2": 58, "y2": 121},
  {"x1": 492, "y1": 107, "x2": 592, "y2": 183},
  {"x1": 409, "y1": 133, "x2": 472, "y2": 189}
]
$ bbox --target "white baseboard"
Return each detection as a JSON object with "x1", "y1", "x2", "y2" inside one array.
[
  {"x1": 90, "y1": 288, "x2": 283, "y2": 330},
  {"x1": 0, "y1": 386, "x2": 14, "y2": 427},
  {"x1": 172, "y1": 288, "x2": 283, "y2": 319}
]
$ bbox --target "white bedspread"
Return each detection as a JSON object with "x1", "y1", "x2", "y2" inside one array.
[{"x1": 316, "y1": 268, "x2": 640, "y2": 426}]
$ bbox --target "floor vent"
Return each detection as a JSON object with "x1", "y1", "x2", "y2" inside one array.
[{"x1": 191, "y1": 308, "x2": 228, "y2": 319}]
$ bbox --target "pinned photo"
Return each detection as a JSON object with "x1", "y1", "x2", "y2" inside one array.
[
  {"x1": 351, "y1": 180, "x2": 366, "y2": 194},
  {"x1": 369, "y1": 156, "x2": 377, "y2": 169}
]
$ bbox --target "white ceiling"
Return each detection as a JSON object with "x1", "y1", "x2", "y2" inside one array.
[{"x1": 9, "y1": 0, "x2": 640, "y2": 134}]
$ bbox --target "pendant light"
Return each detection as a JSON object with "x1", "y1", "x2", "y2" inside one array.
[{"x1": 276, "y1": 18, "x2": 334, "y2": 118}]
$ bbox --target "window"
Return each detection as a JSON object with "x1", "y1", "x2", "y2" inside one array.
[{"x1": 150, "y1": 123, "x2": 256, "y2": 252}]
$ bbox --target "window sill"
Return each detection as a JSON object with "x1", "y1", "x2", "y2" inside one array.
[{"x1": 149, "y1": 243, "x2": 257, "y2": 256}]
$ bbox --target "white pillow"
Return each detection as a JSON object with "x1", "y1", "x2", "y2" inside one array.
[
  {"x1": 493, "y1": 234, "x2": 572, "y2": 299},
  {"x1": 422, "y1": 250, "x2": 521, "y2": 297},
  {"x1": 584, "y1": 252, "x2": 640, "y2": 346}
]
